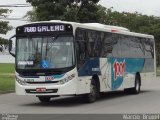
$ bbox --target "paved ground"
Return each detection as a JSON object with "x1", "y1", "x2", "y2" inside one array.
[{"x1": 0, "y1": 77, "x2": 160, "y2": 114}]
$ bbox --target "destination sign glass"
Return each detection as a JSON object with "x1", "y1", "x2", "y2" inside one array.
[{"x1": 16, "y1": 23, "x2": 73, "y2": 34}]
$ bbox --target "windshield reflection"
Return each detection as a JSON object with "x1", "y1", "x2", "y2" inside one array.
[{"x1": 16, "y1": 36, "x2": 75, "y2": 69}]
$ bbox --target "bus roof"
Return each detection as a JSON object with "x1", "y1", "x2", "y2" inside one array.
[{"x1": 19, "y1": 20, "x2": 154, "y2": 39}]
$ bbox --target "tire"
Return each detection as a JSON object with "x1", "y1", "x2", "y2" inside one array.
[
  {"x1": 38, "y1": 96, "x2": 51, "y2": 103},
  {"x1": 84, "y1": 80, "x2": 97, "y2": 103},
  {"x1": 132, "y1": 74, "x2": 141, "y2": 94}
]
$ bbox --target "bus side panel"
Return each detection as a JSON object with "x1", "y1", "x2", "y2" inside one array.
[
  {"x1": 77, "y1": 76, "x2": 91, "y2": 94},
  {"x1": 122, "y1": 58, "x2": 145, "y2": 89},
  {"x1": 99, "y1": 58, "x2": 112, "y2": 92},
  {"x1": 100, "y1": 58, "x2": 125, "y2": 92},
  {"x1": 100, "y1": 58, "x2": 145, "y2": 91}
]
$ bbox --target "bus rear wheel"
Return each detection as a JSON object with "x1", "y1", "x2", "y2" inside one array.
[
  {"x1": 38, "y1": 96, "x2": 51, "y2": 103},
  {"x1": 132, "y1": 74, "x2": 141, "y2": 94}
]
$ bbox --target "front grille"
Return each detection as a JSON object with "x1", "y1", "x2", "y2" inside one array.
[
  {"x1": 26, "y1": 81, "x2": 59, "y2": 84},
  {"x1": 25, "y1": 89, "x2": 58, "y2": 94}
]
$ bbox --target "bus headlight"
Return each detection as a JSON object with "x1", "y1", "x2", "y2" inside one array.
[
  {"x1": 16, "y1": 77, "x2": 26, "y2": 85},
  {"x1": 59, "y1": 74, "x2": 75, "y2": 85}
]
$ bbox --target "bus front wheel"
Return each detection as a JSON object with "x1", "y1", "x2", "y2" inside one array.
[{"x1": 84, "y1": 80, "x2": 97, "y2": 103}]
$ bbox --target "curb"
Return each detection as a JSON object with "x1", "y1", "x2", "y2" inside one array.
[
  {"x1": 0, "y1": 73, "x2": 15, "y2": 76},
  {"x1": 0, "y1": 90, "x2": 14, "y2": 94}
]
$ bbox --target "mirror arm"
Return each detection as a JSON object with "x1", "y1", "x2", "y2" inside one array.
[
  {"x1": 9, "y1": 35, "x2": 16, "y2": 57},
  {"x1": 9, "y1": 52, "x2": 15, "y2": 57},
  {"x1": 10, "y1": 35, "x2": 16, "y2": 40}
]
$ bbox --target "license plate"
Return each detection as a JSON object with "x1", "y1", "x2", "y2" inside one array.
[{"x1": 36, "y1": 88, "x2": 46, "y2": 92}]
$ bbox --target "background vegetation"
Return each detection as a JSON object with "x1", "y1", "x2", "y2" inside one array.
[{"x1": 0, "y1": 9, "x2": 12, "y2": 52}]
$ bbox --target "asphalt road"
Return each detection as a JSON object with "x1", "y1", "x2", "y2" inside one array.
[{"x1": 0, "y1": 77, "x2": 160, "y2": 114}]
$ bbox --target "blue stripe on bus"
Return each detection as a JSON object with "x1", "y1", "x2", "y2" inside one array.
[
  {"x1": 108, "y1": 58, "x2": 145, "y2": 90},
  {"x1": 78, "y1": 58, "x2": 101, "y2": 76}
]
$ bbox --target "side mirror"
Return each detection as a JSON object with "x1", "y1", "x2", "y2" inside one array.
[{"x1": 9, "y1": 35, "x2": 16, "y2": 57}]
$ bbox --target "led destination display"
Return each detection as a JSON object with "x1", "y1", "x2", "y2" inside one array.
[
  {"x1": 24, "y1": 25, "x2": 65, "y2": 33},
  {"x1": 16, "y1": 23, "x2": 73, "y2": 34}
]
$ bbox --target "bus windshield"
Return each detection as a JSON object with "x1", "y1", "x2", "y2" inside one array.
[{"x1": 16, "y1": 36, "x2": 75, "y2": 69}]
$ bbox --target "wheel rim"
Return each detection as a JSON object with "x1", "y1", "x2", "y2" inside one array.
[
  {"x1": 89, "y1": 83, "x2": 96, "y2": 100},
  {"x1": 136, "y1": 80, "x2": 140, "y2": 92}
]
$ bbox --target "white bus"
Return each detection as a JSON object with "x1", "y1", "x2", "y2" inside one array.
[{"x1": 9, "y1": 20, "x2": 156, "y2": 103}]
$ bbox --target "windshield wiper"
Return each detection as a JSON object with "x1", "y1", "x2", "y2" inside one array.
[
  {"x1": 51, "y1": 34, "x2": 60, "y2": 42},
  {"x1": 47, "y1": 35, "x2": 59, "y2": 50},
  {"x1": 45, "y1": 35, "x2": 60, "y2": 60}
]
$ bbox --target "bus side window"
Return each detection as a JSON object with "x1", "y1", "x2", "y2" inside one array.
[
  {"x1": 120, "y1": 35, "x2": 130, "y2": 58},
  {"x1": 102, "y1": 33, "x2": 113, "y2": 57},
  {"x1": 129, "y1": 36, "x2": 138, "y2": 58},
  {"x1": 99, "y1": 32, "x2": 105, "y2": 56},
  {"x1": 144, "y1": 38, "x2": 154, "y2": 58},
  {"x1": 142, "y1": 38, "x2": 154, "y2": 72},
  {"x1": 111, "y1": 34, "x2": 121, "y2": 58},
  {"x1": 149, "y1": 39, "x2": 154, "y2": 58},
  {"x1": 136, "y1": 37, "x2": 146, "y2": 58},
  {"x1": 75, "y1": 29, "x2": 87, "y2": 69},
  {"x1": 86, "y1": 30, "x2": 94, "y2": 57},
  {"x1": 86, "y1": 30, "x2": 102, "y2": 57}
]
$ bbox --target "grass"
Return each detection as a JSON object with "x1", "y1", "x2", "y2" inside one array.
[
  {"x1": 0, "y1": 63, "x2": 15, "y2": 92},
  {"x1": 0, "y1": 75, "x2": 15, "y2": 92},
  {"x1": 0, "y1": 63, "x2": 15, "y2": 74}
]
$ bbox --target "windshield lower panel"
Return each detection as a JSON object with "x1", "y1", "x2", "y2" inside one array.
[{"x1": 16, "y1": 36, "x2": 75, "y2": 71}]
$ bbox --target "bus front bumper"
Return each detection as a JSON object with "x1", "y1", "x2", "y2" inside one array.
[{"x1": 15, "y1": 80, "x2": 77, "y2": 96}]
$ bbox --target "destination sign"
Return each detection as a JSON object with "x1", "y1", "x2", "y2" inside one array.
[
  {"x1": 16, "y1": 23, "x2": 73, "y2": 34},
  {"x1": 24, "y1": 25, "x2": 65, "y2": 33}
]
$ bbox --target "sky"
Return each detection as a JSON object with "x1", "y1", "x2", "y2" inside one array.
[
  {"x1": 0, "y1": 0, "x2": 160, "y2": 39},
  {"x1": 99, "y1": 0, "x2": 160, "y2": 16},
  {"x1": 0, "y1": 0, "x2": 32, "y2": 39}
]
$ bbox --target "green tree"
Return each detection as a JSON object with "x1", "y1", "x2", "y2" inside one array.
[
  {"x1": 25, "y1": 0, "x2": 108, "y2": 23},
  {"x1": 24, "y1": 8, "x2": 37, "y2": 22},
  {"x1": 0, "y1": 9, "x2": 12, "y2": 52}
]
